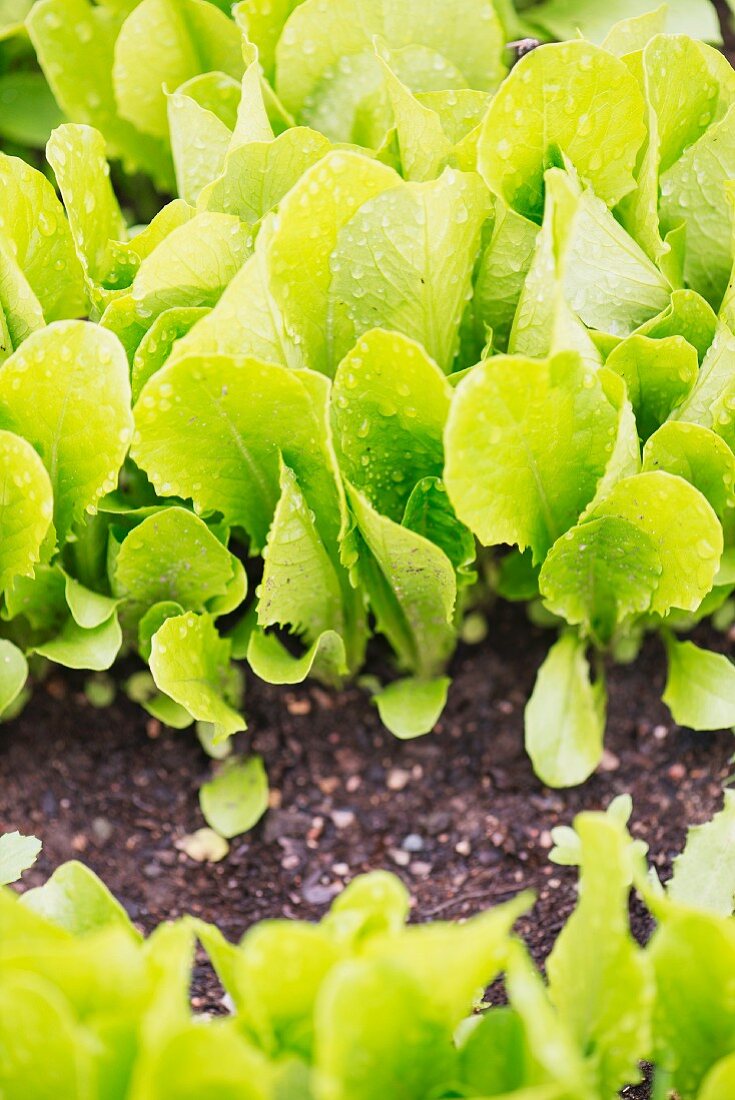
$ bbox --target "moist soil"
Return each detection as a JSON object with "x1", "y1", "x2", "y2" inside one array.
[{"x1": 1, "y1": 601, "x2": 733, "y2": 1100}]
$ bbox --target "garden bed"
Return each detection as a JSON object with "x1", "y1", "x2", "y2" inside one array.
[
  {"x1": 3, "y1": 602, "x2": 732, "y2": 1025},
  {"x1": 4, "y1": 2, "x2": 735, "y2": 1096}
]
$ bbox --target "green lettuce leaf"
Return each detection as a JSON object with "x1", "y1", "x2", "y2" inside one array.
[
  {"x1": 112, "y1": 0, "x2": 243, "y2": 141},
  {"x1": 528, "y1": 0, "x2": 721, "y2": 45},
  {"x1": 131, "y1": 305, "x2": 209, "y2": 401},
  {"x1": 33, "y1": 613, "x2": 123, "y2": 671},
  {"x1": 0, "y1": 831, "x2": 40, "y2": 886},
  {"x1": 473, "y1": 199, "x2": 539, "y2": 354},
  {"x1": 102, "y1": 212, "x2": 252, "y2": 359},
  {"x1": 0, "y1": 152, "x2": 85, "y2": 322},
  {"x1": 0, "y1": 320, "x2": 133, "y2": 545},
  {"x1": 606, "y1": 334, "x2": 698, "y2": 440},
  {"x1": 660, "y1": 104, "x2": 735, "y2": 310},
  {"x1": 668, "y1": 790, "x2": 735, "y2": 915},
  {"x1": 199, "y1": 127, "x2": 331, "y2": 224},
  {"x1": 133, "y1": 355, "x2": 343, "y2": 553},
  {"x1": 445, "y1": 351, "x2": 618, "y2": 563},
  {"x1": 642, "y1": 421, "x2": 735, "y2": 521},
  {"x1": 332, "y1": 329, "x2": 451, "y2": 521},
  {"x1": 150, "y1": 611, "x2": 246, "y2": 738},
  {"x1": 27, "y1": 0, "x2": 173, "y2": 187},
  {"x1": 328, "y1": 168, "x2": 491, "y2": 372},
  {"x1": 540, "y1": 516, "x2": 661, "y2": 647},
  {"x1": 199, "y1": 755, "x2": 269, "y2": 839},
  {"x1": 649, "y1": 904, "x2": 735, "y2": 1098},
  {"x1": 0, "y1": 430, "x2": 53, "y2": 592},
  {"x1": 546, "y1": 811, "x2": 652, "y2": 1094},
  {"x1": 251, "y1": 461, "x2": 352, "y2": 686},
  {"x1": 525, "y1": 631, "x2": 606, "y2": 787},
  {"x1": 347, "y1": 483, "x2": 456, "y2": 680},
  {"x1": 373, "y1": 675, "x2": 450, "y2": 740},
  {"x1": 165, "y1": 218, "x2": 295, "y2": 370},
  {"x1": 22, "y1": 859, "x2": 140, "y2": 937},
  {"x1": 478, "y1": 40, "x2": 645, "y2": 222},
  {"x1": 167, "y1": 71, "x2": 241, "y2": 206},
  {"x1": 113, "y1": 507, "x2": 240, "y2": 613},
  {"x1": 275, "y1": 0, "x2": 505, "y2": 146},
  {"x1": 267, "y1": 149, "x2": 399, "y2": 375},
  {"x1": 663, "y1": 636, "x2": 735, "y2": 733}
]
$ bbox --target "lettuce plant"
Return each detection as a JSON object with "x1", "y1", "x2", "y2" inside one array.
[
  {"x1": 2, "y1": 795, "x2": 735, "y2": 1097},
  {"x1": 1, "y1": 1, "x2": 735, "y2": 788}
]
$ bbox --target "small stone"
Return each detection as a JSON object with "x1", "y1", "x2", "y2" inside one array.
[
  {"x1": 331, "y1": 809, "x2": 356, "y2": 830},
  {"x1": 145, "y1": 718, "x2": 161, "y2": 740},
  {"x1": 599, "y1": 749, "x2": 620, "y2": 772},
  {"x1": 455, "y1": 839, "x2": 471, "y2": 857},
  {"x1": 426, "y1": 811, "x2": 451, "y2": 835},
  {"x1": 390, "y1": 848, "x2": 411, "y2": 867},
  {"x1": 410, "y1": 861, "x2": 432, "y2": 876},
  {"x1": 332, "y1": 862, "x2": 350, "y2": 877},
  {"x1": 401, "y1": 833, "x2": 424, "y2": 853},
  {"x1": 653, "y1": 724, "x2": 668, "y2": 741},
  {"x1": 71, "y1": 833, "x2": 88, "y2": 852},
  {"x1": 303, "y1": 880, "x2": 340, "y2": 905},
  {"x1": 286, "y1": 696, "x2": 312, "y2": 716},
  {"x1": 668, "y1": 763, "x2": 686, "y2": 781},
  {"x1": 91, "y1": 817, "x2": 113, "y2": 844},
  {"x1": 268, "y1": 788, "x2": 282, "y2": 810},
  {"x1": 387, "y1": 768, "x2": 411, "y2": 791},
  {"x1": 40, "y1": 790, "x2": 57, "y2": 816}
]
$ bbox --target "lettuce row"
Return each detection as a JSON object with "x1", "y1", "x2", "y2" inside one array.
[
  {"x1": 3, "y1": 795, "x2": 735, "y2": 1097},
  {"x1": 1, "y1": 4, "x2": 735, "y2": 785},
  {"x1": 0, "y1": 1, "x2": 727, "y2": 186}
]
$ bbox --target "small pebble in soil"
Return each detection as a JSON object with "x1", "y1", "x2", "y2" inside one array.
[
  {"x1": 331, "y1": 809, "x2": 356, "y2": 829},
  {"x1": 599, "y1": 750, "x2": 620, "y2": 772},
  {"x1": 402, "y1": 833, "x2": 424, "y2": 852},
  {"x1": 91, "y1": 817, "x2": 114, "y2": 844},
  {"x1": 286, "y1": 696, "x2": 311, "y2": 716},
  {"x1": 302, "y1": 877, "x2": 341, "y2": 905},
  {"x1": 426, "y1": 811, "x2": 452, "y2": 835},
  {"x1": 387, "y1": 768, "x2": 411, "y2": 791},
  {"x1": 390, "y1": 848, "x2": 411, "y2": 867}
]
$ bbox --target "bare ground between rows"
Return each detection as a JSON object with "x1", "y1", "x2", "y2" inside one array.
[{"x1": 1, "y1": 603, "x2": 733, "y2": 1070}]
